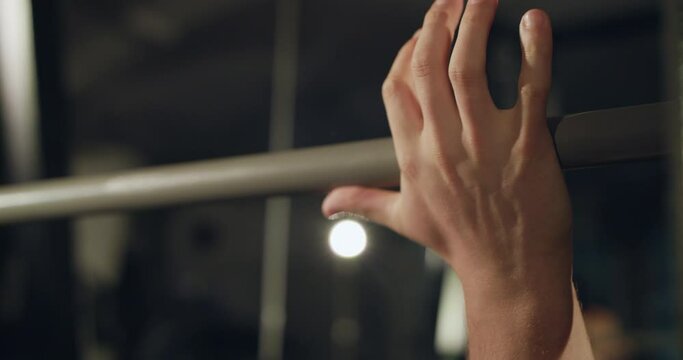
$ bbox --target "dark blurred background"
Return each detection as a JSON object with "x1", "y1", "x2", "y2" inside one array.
[{"x1": 0, "y1": 0, "x2": 680, "y2": 359}]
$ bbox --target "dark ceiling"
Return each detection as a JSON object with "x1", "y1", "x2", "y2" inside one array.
[{"x1": 65, "y1": 0, "x2": 664, "y2": 164}]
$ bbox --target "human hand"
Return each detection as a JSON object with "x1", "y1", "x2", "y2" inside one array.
[{"x1": 322, "y1": 0, "x2": 574, "y2": 357}]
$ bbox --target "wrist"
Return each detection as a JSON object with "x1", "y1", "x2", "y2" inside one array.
[{"x1": 462, "y1": 276, "x2": 575, "y2": 358}]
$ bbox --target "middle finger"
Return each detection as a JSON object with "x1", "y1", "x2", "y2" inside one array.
[{"x1": 411, "y1": 0, "x2": 464, "y2": 135}]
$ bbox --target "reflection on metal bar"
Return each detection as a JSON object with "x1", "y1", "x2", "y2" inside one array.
[
  {"x1": 0, "y1": 102, "x2": 672, "y2": 224},
  {"x1": 550, "y1": 102, "x2": 672, "y2": 169}
]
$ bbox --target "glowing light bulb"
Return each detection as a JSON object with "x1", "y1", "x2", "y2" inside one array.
[{"x1": 328, "y1": 220, "x2": 367, "y2": 258}]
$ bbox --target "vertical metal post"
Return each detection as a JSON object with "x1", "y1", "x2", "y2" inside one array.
[
  {"x1": 71, "y1": 147, "x2": 140, "y2": 359},
  {"x1": 0, "y1": 3, "x2": 76, "y2": 359},
  {"x1": 258, "y1": 0, "x2": 300, "y2": 358},
  {"x1": 0, "y1": 0, "x2": 42, "y2": 323},
  {"x1": 0, "y1": 0, "x2": 43, "y2": 182},
  {"x1": 330, "y1": 262, "x2": 361, "y2": 360}
]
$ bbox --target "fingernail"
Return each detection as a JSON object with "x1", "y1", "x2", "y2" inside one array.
[
  {"x1": 523, "y1": 11, "x2": 546, "y2": 29},
  {"x1": 522, "y1": 13, "x2": 533, "y2": 28},
  {"x1": 328, "y1": 212, "x2": 368, "y2": 222}
]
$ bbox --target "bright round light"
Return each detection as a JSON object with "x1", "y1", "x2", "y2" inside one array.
[{"x1": 328, "y1": 220, "x2": 367, "y2": 258}]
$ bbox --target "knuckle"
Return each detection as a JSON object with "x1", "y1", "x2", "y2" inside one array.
[
  {"x1": 514, "y1": 129, "x2": 549, "y2": 161},
  {"x1": 448, "y1": 65, "x2": 482, "y2": 87},
  {"x1": 461, "y1": 133, "x2": 488, "y2": 165},
  {"x1": 381, "y1": 78, "x2": 404, "y2": 100},
  {"x1": 424, "y1": 9, "x2": 449, "y2": 27},
  {"x1": 424, "y1": 139, "x2": 467, "y2": 190},
  {"x1": 462, "y1": 129, "x2": 483, "y2": 152},
  {"x1": 429, "y1": 140, "x2": 455, "y2": 172},
  {"x1": 433, "y1": 148, "x2": 452, "y2": 172},
  {"x1": 519, "y1": 84, "x2": 548, "y2": 103},
  {"x1": 411, "y1": 56, "x2": 433, "y2": 78},
  {"x1": 398, "y1": 155, "x2": 419, "y2": 182},
  {"x1": 435, "y1": 155, "x2": 462, "y2": 190},
  {"x1": 513, "y1": 140, "x2": 542, "y2": 166},
  {"x1": 514, "y1": 135, "x2": 536, "y2": 156}
]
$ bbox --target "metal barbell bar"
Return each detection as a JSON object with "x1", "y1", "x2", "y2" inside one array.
[{"x1": 0, "y1": 102, "x2": 672, "y2": 224}]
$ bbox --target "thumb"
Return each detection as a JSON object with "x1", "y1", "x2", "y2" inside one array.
[{"x1": 322, "y1": 186, "x2": 399, "y2": 229}]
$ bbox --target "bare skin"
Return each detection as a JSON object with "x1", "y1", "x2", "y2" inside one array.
[{"x1": 322, "y1": 0, "x2": 594, "y2": 358}]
